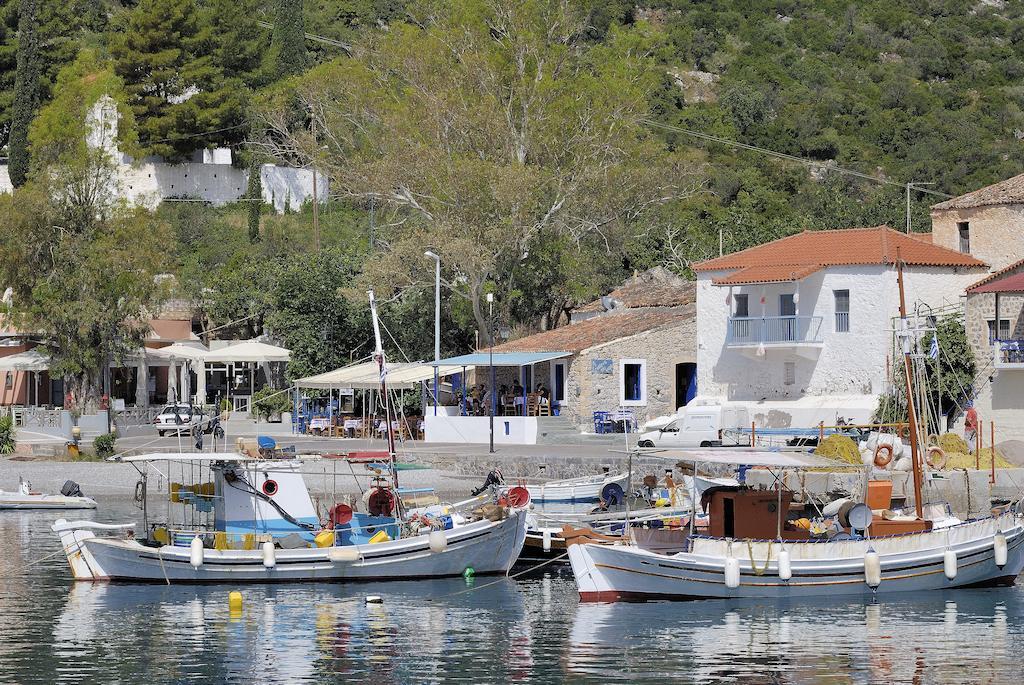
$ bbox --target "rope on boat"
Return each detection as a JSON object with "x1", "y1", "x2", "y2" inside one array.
[{"x1": 425, "y1": 552, "x2": 570, "y2": 602}]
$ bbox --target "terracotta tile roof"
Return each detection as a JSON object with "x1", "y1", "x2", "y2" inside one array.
[
  {"x1": 693, "y1": 226, "x2": 986, "y2": 282},
  {"x1": 491, "y1": 306, "x2": 694, "y2": 354},
  {"x1": 575, "y1": 267, "x2": 695, "y2": 313},
  {"x1": 969, "y1": 272, "x2": 1024, "y2": 294},
  {"x1": 712, "y1": 264, "x2": 822, "y2": 285},
  {"x1": 967, "y1": 257, "x2": 1024, "y2": 292},
  {"x1": 932, "y1": 173, "x2": 1024, "y2": 210}
]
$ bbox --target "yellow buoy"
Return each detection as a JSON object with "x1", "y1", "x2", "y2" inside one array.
[
  {"x1": 228, "y1": 591, "x2": 243, "y2": 611},
  {"x1": 314, "y1": 530, "x2": 335, "y2": 548},
  {"x1": 368, "y1": 530, "x2": 391, "y2": 544}
]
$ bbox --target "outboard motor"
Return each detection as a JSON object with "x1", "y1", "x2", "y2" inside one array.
[
  {"x1": 61, "y1": 480, "x2": 84, "y2": 498},
  {"x1": 471, "y1": 469, "x2": 505, "y2": 496}
]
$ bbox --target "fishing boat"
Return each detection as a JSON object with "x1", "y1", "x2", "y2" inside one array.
[
  {"x1": 568, "y1": 258, "x2": 1024, "y2": 601},
  {"x1": 51, "y1": 290, "x2": 528, "y2": 583},
  {"x1": 0, "y1": 478, "x2": 97, "y2": 510},
  {"x1": 520, "y1": 474, "x2": 735, "y2": 563},
  {"x1": 526, "y1": 471, "x2": 630, "y2": 504}
]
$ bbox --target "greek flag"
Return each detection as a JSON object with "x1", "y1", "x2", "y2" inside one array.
[{"x1": 928, "y1": 335, "x2": 939, "y2": 360}]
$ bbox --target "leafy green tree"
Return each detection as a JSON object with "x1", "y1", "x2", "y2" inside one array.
[
  {"x1": 110, "y1": 0, "x2": 246, "y2": 159},
  {"x1": 267, "y1": 249, "x2": 370, "y2": 380},
  {"x1": 0, "y1": 55, "x2": 167, "y2": 413},
  {"x1": 270, "y1": 0, "x2": 307, "y2": 80},
  {"x1": 205, "y1": 0, "x2": 269, "y2": 88},
  {"x1": 922, "y1": 315, "x2": 977, "y2": 429},
  {"x1": 256, "y1": 0, "x2": 702, "y2": 339},
  {"x1": 7, "y1": 0, "x2": 41, "y2": 186}
]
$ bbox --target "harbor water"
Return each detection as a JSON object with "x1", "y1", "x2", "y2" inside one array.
[{"x1": 3, "y1": 500, "x2": 1024, "y2": 684}]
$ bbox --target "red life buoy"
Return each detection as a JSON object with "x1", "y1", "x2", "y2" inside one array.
[
  {"x1": 873, "y1": 444, "x2": 894, "y2": 468},
  {"x1": 506, "y1": 486, "x2": 531, "y2": 509},
  {"x1": 368, "y1": 488, "x2": 395, "y2": 517},
  {"x1": 927, "y1": 446, "x2": 947, "y2": 470}
]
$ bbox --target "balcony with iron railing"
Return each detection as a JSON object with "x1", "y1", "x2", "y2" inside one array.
[
  {"x1": 726, "y1": 316, "x2": 824, "y2": 347},
  {"x1": 994, "y1": 340, "x2": 1024, "y2": 370}
]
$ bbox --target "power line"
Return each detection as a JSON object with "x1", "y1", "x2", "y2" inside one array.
[
  {"x1": 254, "y1": 21, "x2": 352, "y2": 53},
  {"x1": 643, "y1": 118, "x2": 954, "y2": 199},
  {"x1": 147, "y1": 123, "x2": 248, "y2": 144}
]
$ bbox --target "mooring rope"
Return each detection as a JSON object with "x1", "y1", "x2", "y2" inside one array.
[{"x1": 425, "y1": 551, "x2": 570, "y2": 602}]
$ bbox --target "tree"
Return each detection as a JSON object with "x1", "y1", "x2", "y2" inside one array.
[
  {"x1": 110, "y1": 0, "x2": 246, "y2": 159},
  {"x1": 206, "y1": 0, "x2": 269, "y2": 88},
  {"x1": 267, "y1": 250, "x2": 370, "y2": 380},
  {"x1": 246, "y1": 158, "x2": 263, "y2": 243},
  {"x1": 7, "y1": 0, "x2": 42, "y2": 186},
  {"x1": 270, "y1": 0, "x2": 307, "y2": 80},
  {"x1": 0, "y1": 55, "x2": 166, "y2": 413},
  {"x1": 922, "y1": 314, "x2": 977, "y2": 429},
  {"x1": 256, "y1": 0, "x2": 702, "y2": 341}
]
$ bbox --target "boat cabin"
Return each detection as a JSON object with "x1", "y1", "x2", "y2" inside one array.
[{"x1": 704, "y1": 487, "x2": 810, "y2": 541}]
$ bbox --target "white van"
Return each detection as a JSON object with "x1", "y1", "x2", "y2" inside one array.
[{"x1": 637, "y1": 405, "x2": 749, "y2": 448}]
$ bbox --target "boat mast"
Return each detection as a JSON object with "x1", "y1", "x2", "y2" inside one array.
[
  {"x1": 895, "y1": 253, "x2": 924, "y2": 519},
  {"x1": 368, "y1": 290, "x2": 399, "y2": 489}
]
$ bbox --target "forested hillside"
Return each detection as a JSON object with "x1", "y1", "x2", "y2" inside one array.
[{"x1": 2, "y1": 0, "x2": 1024, "y2": 404}]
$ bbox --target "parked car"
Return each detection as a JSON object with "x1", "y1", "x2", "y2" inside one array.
[
  {"x1": 637, "y1": 405, "x2": 749, "y2": 448},
  {"x1": 153, "y1": 404, "x2": 199, "y2": 436}
]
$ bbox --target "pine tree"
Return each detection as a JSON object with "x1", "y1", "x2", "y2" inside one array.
[
  {"x1": 247, "y1": 158, "x2": 263, "y2": 243},
  {"x1": 206, "y1": 0, "x2": 269, "y2": 89},
  {"x1": 271, "y1": 0, "x2": 307, "y2": 80},
  {"x1": 8, "y1": 0, "x2": 41, "y2": 187},
  {"x1": 111, "y1": 0, "x2": 245, "y2": 160}
]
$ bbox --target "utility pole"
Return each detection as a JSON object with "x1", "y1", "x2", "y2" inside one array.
[
  {"x1": 905, "y1": 182, "x2": 935, "y2": 234},
  {"x1": 425, "y1": 251, "x2": 441, "y2": 416},
  {"x1": 311, "y1": 111, "x2": 320, "y2": 251}
]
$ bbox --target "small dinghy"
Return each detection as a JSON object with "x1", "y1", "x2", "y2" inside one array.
[
  {"x1": 525, "y1": 471, "x2": 630, "y2": 504},
  {"x1": 0, "y1": 478, "x2": 97, "y2": 510}
]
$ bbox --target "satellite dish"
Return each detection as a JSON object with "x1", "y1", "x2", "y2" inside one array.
[{"x1": 847, "y1": 503, "x2": 873, "y2": 531}]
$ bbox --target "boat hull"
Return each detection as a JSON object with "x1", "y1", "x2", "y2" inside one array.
[
  {"x1": 54, "y1": 511, "x2": 528, "y2": 583},
  {"x1": 570, "y1": 514, "x2": 1024, "y2": 601},
  {"x1": 527, "y1": 473, "x2": 629, "y2": 504},
  {"x1": 0, "y1": 495, "x2": 97, "y2": 510}
]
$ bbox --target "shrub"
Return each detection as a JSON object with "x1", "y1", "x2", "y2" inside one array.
[
  {"x1": 0, "y1": 413, "x2": 15, "y2": 455},
  {"x1": 252, "y1": 387, "x2": 291, "y2": 421},
  {"x1": 93, "y1": 432, "x2": 117, "y2": 459}
]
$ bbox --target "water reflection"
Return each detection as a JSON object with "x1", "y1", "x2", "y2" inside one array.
[
  {"x1": 3, "y1": 501, "x2": 1024, "y2": 684},
  {"x1": 567, "y1": 593, "x2": 1021, "y2": 683}
]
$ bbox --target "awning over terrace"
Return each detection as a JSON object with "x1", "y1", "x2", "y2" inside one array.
[
  {"x1": 294, "y1": 361, "x2": 469, "y2": 390},
  {"x1": 431, "y1": 351, "x2": 571, "y2": 367}
]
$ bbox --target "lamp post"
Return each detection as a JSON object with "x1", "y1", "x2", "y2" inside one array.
[
  {"x1": 487, "y1": 292, "x2": 495, "y2": 453},
  {"x1": 424, "y1": 251, "x2": 441, "y2": 416}
]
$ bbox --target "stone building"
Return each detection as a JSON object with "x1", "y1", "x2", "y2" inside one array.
[
  {"x1": 964, "y1": 261, "x2": 1024, "y2": 441},
  {"x1": 931, "y1": 172, "x2": 1024, "y2": 271},
  {"x1": 492, "y1": 267, "x2": 697, "y2": 431},
  {"x1": 693, "y1": 226, "x2": 988, "y2": 427}
]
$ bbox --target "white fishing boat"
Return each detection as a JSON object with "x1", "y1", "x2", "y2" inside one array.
[
  {"x1": 526, "y1": 471, "x2": 630, "y2": 504},
  {"x1": 51, "y1": 290, "x2": 529, "y2": 583},
  {"x1": 0, "y1": 478, "x2": 97, "y2": 510}
]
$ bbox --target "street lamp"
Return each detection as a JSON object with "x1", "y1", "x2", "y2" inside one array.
[
  {"x1": 424, "y1": 251, "x2": 441, "y2": 416},
  {"x1": 487, "y1": 292, "x2": 495, "y2": 454}
]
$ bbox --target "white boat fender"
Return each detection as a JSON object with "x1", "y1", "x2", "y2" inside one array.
[
  {"x1": 365, "y1": 595, "x2": 383, "y2": 604},
  {"x1": 190, "y1": 536, "x2": 204, "y2": 568},
  {"x1": 864, "y1": 548, "x2": 881, "y2": 588},
  {"x1": 328, "y1": 546, "x2": 361, "y2": 562},
  {"x1": 994, "y1": 533, "x2": 1008, "y2": 568},
  {"x1": 542, "y1": 529, "x2": 552, "y2": 553},
  {"x1": 724, "y1": 542, "x2": 740, "y2": 589},
  {"x1": 262, "y1": 541, "x2": 276, "y2": 569},
  {"x1": 428, "y1": 529, "x2": 448, "y2": 553},
  {"x1": 943, "y1": 549, "x2": 958, "y2": 580},
  {"x1": 777, "y1": 546, "x2": 792, "y2": 581}
]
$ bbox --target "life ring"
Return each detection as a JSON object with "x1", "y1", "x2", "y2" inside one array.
[
  {"x1": 873, "y1": 444, "x2": 894, "y2": 468},
  {"x1": 367, "y1": 488, "x2": 395, "y2": 517},
  {"x1": 927, "y1": 446, "x2": 947, "y2": 470},
  {"x1": 898, "y1": 426, "x2": 910, "y2": 439},
  {"x1": 262, "y1": 479, "x2": 279, "y2": 496}
]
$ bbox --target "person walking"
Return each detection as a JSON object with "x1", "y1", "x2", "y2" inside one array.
[{"x1": 964, "y1": 401, "x2": 979, "y2": 453}]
